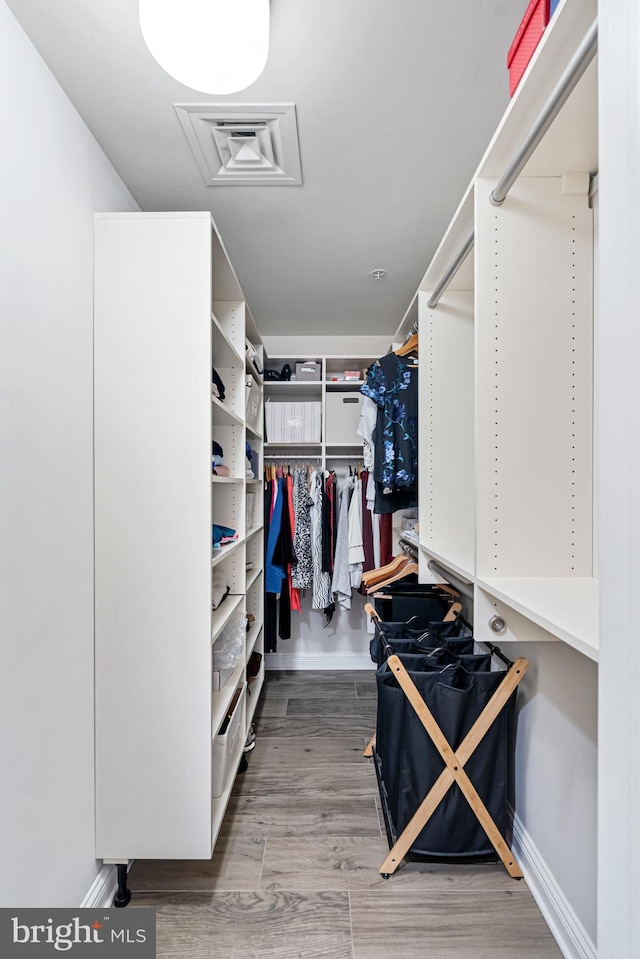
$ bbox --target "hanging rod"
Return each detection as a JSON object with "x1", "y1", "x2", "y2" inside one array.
[
  {"x1": 427, "y1": 20, "x2": 597, "y2": 308},
  {"x1": 426, "y1": 229, "x2": 474, "y2": 309},
  {"x1": 490, "y1": 20, "x2": 598, "y2": 206}
]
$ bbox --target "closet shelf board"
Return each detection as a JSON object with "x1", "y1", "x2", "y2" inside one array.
[
  {"x1": 246, "y1": 566, "x2": 263, "y2": 591},
  {"x1": 211, "y1": 593, "x2": 244, "y2": 644},
  {"x1": 211, "y1": 660, "x2": 245, "y2": 738},
  {"x1": 263, "y1": 381, "x2": 323, "y2": 395},
  {"x1": 246, "y1": 623, "x2": 263, "y2": 660},
  {"x1": 246, "y1": 668, "x2": 265, "y2": 726},
  {"x1": 211, "y1": 395, "x2": 244, "y2": 428},
  {"x1": 211, "y1": 537, "x2": 244, "y2": 568},
  {"x1": 264, "y1": 442, "x2": 322, "y2": 450},
  {"x1": 246, "y1": 478, "x2": 262, "y2": 486},
  {"x1": 476, "y1": 576, "x2": 599, "y2": 661},
  {"x1": 326, "y1": 442, "x2": 366, "y2": 449},
  {"x1": 246, "y1": 424, "x2": 263, "y2": 440},
  {"x1": 211, "y1": 476, "x2": 244, "y2": 485},
  {"x1": 246, "y1": 525, "x2": 264, "y2": 542},
  {"x1": 418, "y1": 542, "x2": 475, "y2": 585},
  {"x1": 211, "y1": 312, "x2": 244, "y2": 367},
  {"x1": 211, "y1": 734, "x2": 246, "y2": 851},
  {"x1": 325, "y1": 380, "x2": 366, "y2": 390}
]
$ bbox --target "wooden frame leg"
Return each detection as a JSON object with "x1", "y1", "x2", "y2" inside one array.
[{"x1": 378, "y1": 655, "x2": 528, "y2": 879}]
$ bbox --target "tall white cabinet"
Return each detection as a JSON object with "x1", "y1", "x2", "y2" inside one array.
[
  {"x1": 410, "y1": 0, "x2": 598, "y2": 660},
  {"x1": 94, "y1": 212, "x2": 264, "y2": 871},
  {"x1": 397, "y1": 1, "x2": 600, "y2": 954}
]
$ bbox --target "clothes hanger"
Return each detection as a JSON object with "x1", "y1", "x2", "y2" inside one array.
[
  {"x1": 396, "y1": 332, "x2": 419, "y2": 358},
  {"x1": 366, "y1": 561, "x2": 419, "y2": 594},
  {"x1": 362, "y1": 554, "x2": 411, "y2": 586}
]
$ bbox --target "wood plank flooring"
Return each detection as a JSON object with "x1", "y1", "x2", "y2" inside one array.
[{"x1": 129, "y1": 670, "x2": 561, "y2": 958}]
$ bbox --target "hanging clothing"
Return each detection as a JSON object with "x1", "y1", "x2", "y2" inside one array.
[
  {"x1": 360, "y1": 469, "x2": 375, "y2": 578},
  {"x1": 310, "y1": 470, "x2": 332, "y2": 610},
  {"x1": 292, "y1": 468, "x2": 313, "y2": 590},
  {"x1": 357, "y1": 395, "x2": 378, "y2": 473},
  {"x1": 348, "y1": 477, "x2": 364, "y2": 590},
  {"x1": 265, "y1": 478, "x2": 286, "y2": 594},
  {"x1": 361, "y1": 353, "x2": 419, "y2": 514},
  {"x1": 286, "y1": 473, "x2": 301, "y2": 613},
  {"x1": 274, "y1": 473, "x2": 297, "y2": 640},
  {"x1": 380, "y1": 512, "x2": 394, "y2": 567},
  {"x1": 331, "y1": 475, "x2": 356, "y2": 610}
]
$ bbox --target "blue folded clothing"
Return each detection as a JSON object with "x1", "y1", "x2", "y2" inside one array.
[{"x1": 212, "y1": 524, "x2": 238, "y2": 548}]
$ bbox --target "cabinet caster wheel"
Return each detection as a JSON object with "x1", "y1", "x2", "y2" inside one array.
[
  {"x1": 113, "y1": 889, "x2": 131, "y2": 908},
  {"x1": 381, "y1": 873, "x2": 390, "y2": 880}
]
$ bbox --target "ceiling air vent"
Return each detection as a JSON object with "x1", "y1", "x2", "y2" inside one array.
[{"x1": 174, "y1": 103, "x2": 302, "y2": 186}]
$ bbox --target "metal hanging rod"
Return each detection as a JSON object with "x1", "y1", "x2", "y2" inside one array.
[
  {"x1": 427, "y1": 229, "x2": 474, "y2": 309},
  {"x1": 490, "y1": 20, "x2": 598, "y2": 206},
  {"x1": 427, "y1": 19, "x2": 597, "y2": 308}
]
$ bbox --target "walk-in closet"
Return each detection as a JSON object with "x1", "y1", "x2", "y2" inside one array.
[{"x1": 3, "y1": 0, "x2": 639, "y2": 957}]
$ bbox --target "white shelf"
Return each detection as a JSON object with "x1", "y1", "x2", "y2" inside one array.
[
  {"x1": 246, "y1": 478, "x2": 262, "y2": 486},
  {"x1": 246, "y1": 358, "x2": 263, "y2": 384},
  {"x1": 325, "y1": 380, "x2": 365, "y2": 389},
  {"x1": 476, "y1": 576, "x2": 599, "y2": 662},
  {"x1": 246, "y1": 566, "x2": 263, "y2": 591},
  {"x1": 211, "y1": 536, "x2": 244, "y2": 568},
  {"x1": 211, "y1": 593, "x2": 244, "y2": 643},
  {"x1": 211, "y1": 395, "x2": 244, "y2": 428},
  {"x1": 211, "y1": 475, "x2": 244, "y2": 485},
  {"x1": 264, "y1": 381, "x2": 323, "y2": 394},
  {"x1": 246, "y1": 525, "x2": 263, "y2": 542},
  {"x1": 246, "y1": 423, "x2": 263, "y2": 440},
  {"x1": 211, "y1": 312, "x2": 244, "y2": 367},
  {"x1": 418, "y1": 542, "x2": 474, "y2": 585},
  {"x1": 246, "y1": 622, "x2": 263, "y2": 659}
]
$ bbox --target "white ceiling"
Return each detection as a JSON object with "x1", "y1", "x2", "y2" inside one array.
[{"x1": 7, "y1": 0, "x2": 524, "y2": 335}]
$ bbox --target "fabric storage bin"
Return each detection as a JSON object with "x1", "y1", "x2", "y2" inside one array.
[
  {"x1": 212, "y1": 682, "x2": 247, "y2": 797},
  {"x1": 325, "y1": 391, "x2": 363, "y2": 444},
  {"x1": 507, "y1": 0, "x2": 549, "y2": 96},
  {"x1": 295, "y1": 360, "x2": 321, "y2": 381},
  {"x1": 265, "y1": 400, "x2": 321, "y2": 443}
]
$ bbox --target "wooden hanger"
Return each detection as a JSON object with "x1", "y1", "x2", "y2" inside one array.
[
  {"x1": 366, "y1": 561, "x2": 419, "y2": 594},
  {"x1": 362, "y1": 554, "x2": 411, "y2": 586},
  {"x1": 396, "y1": 332, "x2": 418, "y2": 357}
]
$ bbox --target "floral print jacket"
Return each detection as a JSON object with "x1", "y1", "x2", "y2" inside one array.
[{"x1": 360, "y1": 353, "x2": 418, "y2": 490}]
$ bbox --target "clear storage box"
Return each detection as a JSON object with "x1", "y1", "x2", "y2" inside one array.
[{"x1": 212, "y1": 682, "x2": 247, "y2": 797}]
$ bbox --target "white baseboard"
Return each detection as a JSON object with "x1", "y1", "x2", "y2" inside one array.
[
  {"x1": 265, "y1": 653, "x2": 372, "y2": 670},
  {"x1": 510, "y1": 808, "x2": 597, "y2": 959},
  {"x1": 79, "y1": 864, "x2": 118, "y2": 908}
]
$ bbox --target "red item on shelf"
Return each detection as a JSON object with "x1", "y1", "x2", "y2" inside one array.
[{"x1": 507, "y1": 0, "x2": 550, "y2": 97}]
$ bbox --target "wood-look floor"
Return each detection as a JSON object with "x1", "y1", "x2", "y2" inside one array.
[{"x1": 129, "y1": 670, "x2": 562, "y2": 958}]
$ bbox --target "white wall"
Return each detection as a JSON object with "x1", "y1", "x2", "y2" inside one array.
[
  {"x1": 510, "y1": 642, "x2": 598, "y2": 953},
  {"x1": 0, "y1": 1, "x2": 137, "y2": 906}
]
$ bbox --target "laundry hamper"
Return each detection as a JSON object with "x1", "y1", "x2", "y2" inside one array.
[{"x1": 370, "y1": 635, "x2": 527, "y2": 878}]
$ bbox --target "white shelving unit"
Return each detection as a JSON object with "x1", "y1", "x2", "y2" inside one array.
[
  {"x1": 263, "y1": 355, "x2": 379, "y2": 470},
  {"x1": 94, "y1": 211, "x2": 264, "y2": 868},
  {"x1": 399, "y1": 0, "x2": 599, "y2": 663}
]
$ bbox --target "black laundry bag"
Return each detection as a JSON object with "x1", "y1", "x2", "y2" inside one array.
[
  {"x1": 374, "y1": 657, "x2": 516, "y2": 859},
  {"x1": 369, "y1": 616, "x2": 473, "y2": 666}
]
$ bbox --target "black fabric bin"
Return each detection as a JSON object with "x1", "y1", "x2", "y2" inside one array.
[
  {"x1": 374, "y1": 655, "x2": 516, "y2": 860},
  {"x1": 369, "y1": 616, "x2": 473, "y2": 666},
  {"x1": 373, "y1": 578, "x2": 452, "y2": 623}
]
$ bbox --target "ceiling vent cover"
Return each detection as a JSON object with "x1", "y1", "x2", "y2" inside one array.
[{"x1": 175, "y1": 103, "x2": 302, "y2": 186}]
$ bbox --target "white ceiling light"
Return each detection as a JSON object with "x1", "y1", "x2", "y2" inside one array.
[{"x1": 139, "y1": 0, "x2": 270, "y2": 95}]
